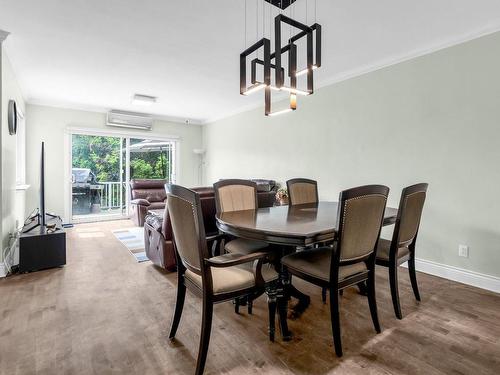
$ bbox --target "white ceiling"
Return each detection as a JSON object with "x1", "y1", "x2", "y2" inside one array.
[{"x1": 1, "y1": 0, "x2": 500, "y2": 124}]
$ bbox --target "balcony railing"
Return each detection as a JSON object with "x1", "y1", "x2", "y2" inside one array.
[{"x1": 100, "y1": 181, "x2": 126, "y2": 210}]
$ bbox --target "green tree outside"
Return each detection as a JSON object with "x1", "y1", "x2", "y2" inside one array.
[{"x1": 72, "y1": 134, "x2": 171, "y2": 182}]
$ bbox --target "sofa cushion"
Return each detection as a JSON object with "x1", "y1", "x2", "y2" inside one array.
[
  {"x1": 145, "y1": 210, "x2": 164, "y2": 232},
  {"x1": 131, "y1": 188, "x2": 167, "y2": 203}
]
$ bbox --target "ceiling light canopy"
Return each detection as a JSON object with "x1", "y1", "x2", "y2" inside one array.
[
  {"x1": 132, "y1": 94, "x2": 157, "y2": 106},
  {"x1": 240, "y1": 0, "x2": 322, "y2": 116}
]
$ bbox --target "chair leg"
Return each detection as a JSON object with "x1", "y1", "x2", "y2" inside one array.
[
  {"x1": 321, "y1": 287, "x2": 327, "y2": 303},
  {"x1": 329, "y1": 289, "x2": 343, "y2": 357},
  {"x1": 267, "y1": 294, "x2": 277, "y2": 342},
  {"x1": 169, "y1": 277, "x2": 186, "y2": 339},
  {"x1": 367, "y1": 272, "x2": 381, "y2": 333},
  {"x1": 234, "y1": 298, "x2": 240, "y2": 314},
  {"x1": 248, "y1": 299, "x2": 253, "y2": 315},
  {"x1": 357, "y1": 281, "x2": 368, "y2": 296},
  {"x1": 389, "y1": 262, "x2": 403, "y2": 319},
  {"x1": 195, "y1": 298, "x2": 213, "y2": 375},
  {"x1": 408, "y1": 254, "x2": 421, "y2": 301}
]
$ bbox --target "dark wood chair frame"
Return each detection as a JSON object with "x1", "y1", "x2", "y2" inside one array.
[
  {"x1": 213, "y1": 179, "x2": 270, "y2": 315},
  {"x1": 282, "y1": 185, "x2": 389, "y2": 357},
  {"x1": 286, "y1": 178, "x2": 319, "y2": 206},
  {"x1": 376, "y1": 183, "x2": 428, "y2": 319},
  {"x1": 167, "y1": 185, "x2": 279, "y2": 375}
]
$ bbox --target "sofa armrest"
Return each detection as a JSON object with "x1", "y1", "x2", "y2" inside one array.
[{"x1": 130, "y1": 198, "x2": 151, "y2": 206}]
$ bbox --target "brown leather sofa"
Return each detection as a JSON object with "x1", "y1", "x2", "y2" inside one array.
[
  {"x1": 129, "y1": 179, "x2": 167, "y2": 226},
  {"x1": 144, "y1": 182, "x2": 277, "y2": 271}
]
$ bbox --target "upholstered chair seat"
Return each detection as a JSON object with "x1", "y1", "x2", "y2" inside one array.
[
  {"x1": 225, "y1": 238, "x2": 269, "y2": 255},
  {"x1": 185, "y1": 256, "x2": 278, "y2": 295},
  {"x1": 376, "y1": 239, "x2": 410, "y2": 262},
  {"x1": 282, "y1": 247, "x2": 367, "y2": 282}
]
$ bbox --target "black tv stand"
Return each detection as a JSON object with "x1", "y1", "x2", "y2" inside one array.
[{"x1": 19, "y1": 215, "x2": 66, "y2": 272}]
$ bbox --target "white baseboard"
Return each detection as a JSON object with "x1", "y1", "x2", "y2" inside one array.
[
  {"x1": 0, "y1": 262, "x2": 6, "y2": 278},
  {"x1": 401, "y1": 258, "x2": 500, "y2": 294}
]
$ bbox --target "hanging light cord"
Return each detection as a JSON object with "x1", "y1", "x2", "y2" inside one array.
[{"x1": 244, "y1": 0, "x2": 247, "y2": 48}]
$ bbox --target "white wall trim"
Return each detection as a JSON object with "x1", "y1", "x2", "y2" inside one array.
[
  {"x1": 65, "y1": 125, "x2": 180, "y2": 141},
  {"x1": 27, "y1": 100, "x2": 204, "y2": 125},
  {"x1": 0, "y1": 263, "x2": 7, "y2": 278},
  {"x1": 402, "y1": 258, "x2": 500, "y2": 294},
  {"x1": 204, "y1": 23, "x2": 500, "y2": 125}
]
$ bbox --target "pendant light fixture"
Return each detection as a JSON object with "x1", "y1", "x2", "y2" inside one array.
[{"x1": 240, "y1": 0, "x2": 322, "y2": 116}]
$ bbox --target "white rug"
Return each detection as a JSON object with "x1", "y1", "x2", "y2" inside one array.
[{"x1": 112, "y1": 227, "x2": 149, "y2": 262}]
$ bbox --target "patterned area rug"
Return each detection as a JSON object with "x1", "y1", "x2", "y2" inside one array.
[{"x1": 112, "y1": 227, "x2": 149, "y2": 262}]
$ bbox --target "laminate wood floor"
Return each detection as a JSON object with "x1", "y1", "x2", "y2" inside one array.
[{"x1": 1, "y1": 220, "x2": 499, "y2": 375}]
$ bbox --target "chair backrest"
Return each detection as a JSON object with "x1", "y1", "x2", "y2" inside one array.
[
  {"x1": 213, "y1": 179, "x2": 258, "y2": 214},
  {"x1": 166, "y1": 184, "x2": 209, "y2": 275},
  {"x1": 287, "y1": 178, "x2": 319, "y2": 205},
  {"x1": 335, "y1": 185, "x2": 389, "y2": 262},
  {"x1": 391, "y1": 183, "x2": 428, "y2": 249},
  {"x1": 130, "y1": 179, "x2": 168, "y2": 202}
]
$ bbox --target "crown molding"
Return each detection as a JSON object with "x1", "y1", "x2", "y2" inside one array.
[
  {"x1": 0, "y1": 29, "x2": 10, "y2": 43},
  {"x1": 204, "y1": 23, "x2": 500, "y2": 125},
  {"x1": 26, "y1": 99, "x2": 204, "y2": 126}
]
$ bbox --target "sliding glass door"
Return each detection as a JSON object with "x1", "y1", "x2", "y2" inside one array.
[{"x1": 71, "y1": 132, "x2": 176, "y2": 222}]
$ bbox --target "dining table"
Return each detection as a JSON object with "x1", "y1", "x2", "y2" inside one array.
[{"x1": 216, "y1": 201, "x2": 398, "y2": 340}]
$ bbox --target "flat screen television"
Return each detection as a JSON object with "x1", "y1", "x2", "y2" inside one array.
[
  {"x1": 40, "y1": 141, "x2": 46, "y2": 227},
  {"x1": 23, "y1": 142, "x2": 51, "y2": 233}
]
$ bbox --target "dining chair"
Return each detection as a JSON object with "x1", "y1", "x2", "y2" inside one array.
[
  {"x1": 213, "y1": 179, "x2": 273, "y2": 313},
  {"x1": 287, "y1": 178, "x2": 332, "y2": 302},
  {"x1": 376, "y1": 183, "x2": 428, "y2": 319},
  {"x1": 281, "y1": 185, "x2": 389, "y2": 357},
  {"x1": 214, "y1": 179, "x2": 271, "y2": 256},
  {"x1": 167, "y1": 184, "x2": 279, "y2": 375},
  {"x1": 286, "y1": 178, "x2": 319, "y2": 205}
]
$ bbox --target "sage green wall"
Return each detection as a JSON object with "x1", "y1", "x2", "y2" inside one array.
[
  {"x1": 203, "y1": 32, "x2": 500, "y2": 278},
  {"x1": 1, "y1": 48, "x2": 25, "y2": 259}
]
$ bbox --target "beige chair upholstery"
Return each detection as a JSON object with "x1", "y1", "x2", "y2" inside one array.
[
  {"x1": 168, "y1": 194, "x2": 202, "y2": 272},
  {"x1": 217, "y1": 185, "x2": 256, "y2": 212},
  {"x1": 225, "y1": 238, "x2": 269, "y2": 254},
  {"x1": 340, "y1": 194, "x2": 388, "y2": 261},
  {"x1": 282, "y1": 247, "x2": 367, "y2": 283},
  {"x1": 185, "y1": 262, "x2": 277, "y2": 295},
  {"x1": 376, "y1": 238, "x2": 410, "y2": 262},
  {"x1": 214, "y1": 180, "x2": 269, "y2": 255},
  {"x1": 287, "y1": 179, "x2": 318, "y2": 206},
  {"x1": 398, "y1": 191, "x2": 426, "y2": 245}
]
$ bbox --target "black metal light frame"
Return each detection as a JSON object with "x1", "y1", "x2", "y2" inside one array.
[
  {"x1": 289, "y1": 23, "x2": 322, "y2": 74},
  {"x1": 239, "y1": 1, "x2": 322, "y2": 116},
  {"x1": 240, "y1": 38, "x2": 272, "y2": 114},
  {"x1": 264, "y1": 0, "x2": 296, "y2": 10},
  {"x1": 274, "y1": 14, "x2": 313, "y2": 92}
]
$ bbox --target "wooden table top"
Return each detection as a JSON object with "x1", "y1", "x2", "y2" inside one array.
[{"x1": 216, "y1": 201, "x2": 398, "y2": 246}]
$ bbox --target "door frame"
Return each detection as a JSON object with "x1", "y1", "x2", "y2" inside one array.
[{"x1": 65, "y1": 126, "x2": 179, "y2": 223}]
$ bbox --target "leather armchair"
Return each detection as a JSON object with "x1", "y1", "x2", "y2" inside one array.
[
  {"x1": 144, "y1": 187, "x2": 219, "y2": 271},
  {"x1": 129, "y1": 179, "x2": 167, "y2": 226},
  {"x1": 143, "y1": 183, "x2": 277, "y2": 271}
]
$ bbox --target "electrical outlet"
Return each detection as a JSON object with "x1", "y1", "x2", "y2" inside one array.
[{"x1": 458, "y1": 244, "x2": 469, "y2": 258}]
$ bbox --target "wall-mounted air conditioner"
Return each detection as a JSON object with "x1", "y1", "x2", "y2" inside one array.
[{"x1": 106, "y1": 110, "x2": 153, "y2": 130}]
